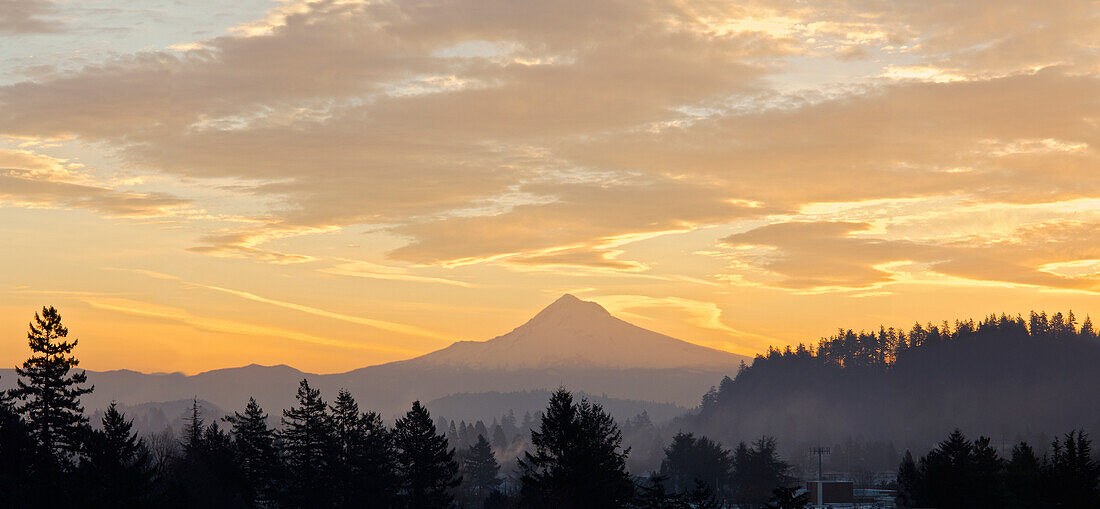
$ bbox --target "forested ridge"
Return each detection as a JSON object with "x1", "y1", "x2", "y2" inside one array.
[{"x1": 683, "y1": 311, "x2": 1100, "y2": 460}]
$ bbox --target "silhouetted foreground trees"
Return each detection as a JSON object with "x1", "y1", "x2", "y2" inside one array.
[
  {"x1": 5, "y1": 306, "x2": 1098, "y2": 508},
  {"x1": 897, "y1": 428, "x2": 1100, "y2": 508},
  {"x1": 2, "y1": 307, "x2": 810, "y2": 508}
]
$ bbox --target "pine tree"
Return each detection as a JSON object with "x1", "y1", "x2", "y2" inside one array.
[
  {"x1": 11, "y1": 306, "x2": 93, "y2": 466},
  {"x1": 79, "y1": 402, "x2": 158, "y2": 507},
  {"x1": 462, "y1": 434, "x2": 502, "y2": 501},
  {"x1": 660, "y1": 432, "x2": 733, "y2": 494},
  {"x1": 895, "y1": 450, "x2": 918, "y2": 508},
  {"x1": 518, "y1": 388, "x2": 634, "y2": 508},
  {"x1": 279, "y1": 379, "x2": 337, "y2": 508},
  {"x1": 181, "y1": 398, "x2": 205, "y2": 455},
  {"x1": 1081, "y1": 315, "x2": 1097, "y2": 340},
  {"x1": 732, "y1": 436, "x2": 790, "y2": 507},
  {"x1": 0, "y1": 377, "x2": 36, "y2": 506},
  {"x1": 226, "y1": 397, "x2": 279, "y2": 506},
  {"x1": 636, "y1": 473, "x2": 684, "y2": 508},
  {"x1": 1049, "y1": 430, "x2": 1100, "y2": 506},
  {"x1": 393, "y1": 400, "x2": 461, "y2": 509},
  {"x1": 1005, "y1": 442, "x2": 1042, "y2": 508},
  {"x1": 330, "y1": 388, "x2": 398, "y2": 508}
]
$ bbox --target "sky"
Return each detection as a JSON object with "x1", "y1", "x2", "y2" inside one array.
[{"x1": 0, "y1": 0, "x2": 1097, "y2": 375}]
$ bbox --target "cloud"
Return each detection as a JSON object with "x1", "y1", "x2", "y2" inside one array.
[
  {"x1": 719, "y1": 220, "x2": 1100, "y2": 292},
  {"x1": 84, "y1": 297, "x2": 420, "y2": 355},
  {"x1": 0, "y1": 0, "x2": 60, "y2": 34},
  {"x1": 320, "y1": 259, "x2": 476, "y2": 287},
  {"x1": 0, "y1": 168, "x2": 189, "y2": 217},
  {"x1": 0, "y1": 0, "x2": 1096, "y2": 279}
]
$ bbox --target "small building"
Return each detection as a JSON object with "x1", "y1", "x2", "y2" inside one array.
[{"x1": 806, "y1": 480, "x2": 855, "y2": 506}]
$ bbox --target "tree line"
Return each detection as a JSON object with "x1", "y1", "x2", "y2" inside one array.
[
  {"x1": 685, "y1": 310, "x2": 1100, "y2": 456},
  {"x1": 1, "y1": 306, "x2": 806, "y2": 508},
  {"x1": 897, "y1": 428, "x2": 1100, "y2": 508}
]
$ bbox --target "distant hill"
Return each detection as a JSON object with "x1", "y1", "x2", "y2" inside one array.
[
  {"x1": 426, "y1": 390, "x2": 686, "y2": 426},
  {"x1": 1, "y1": 295, "x2": 746, "y2": 421},
  {"x1": 679, "y1": 312, "x2": 1100, "y2": 459}
]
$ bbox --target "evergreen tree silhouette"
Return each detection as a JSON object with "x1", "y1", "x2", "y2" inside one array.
[
  {"x1": 180, "y1": 398, "x2": 204, "y2": 456},
  {"x1": 169, "y1": 401, "x2": 248, "y2": 508},
  {"x1": 1004, "y1": 442, "x2": 1042, "y2": 509},
  {"x1": 330, "y1": 388, "x2": 398, "y2": 508},
  {"x1": 0, "y1": 375, "x2": 36, "y2": 507},
  {"x1": 393, "y1": 400, "x2": 461, "y2": 509},
  {"x1": 279, "y1": 379, "x2": 337, "y2": 508},
  {"x1": 461, "y1": 434, "x2": 501, "y2": 503},
  {"x1": 895, "y1": 450, "x2": 918, "y2": 508},
  {"x1": 684, "y1": 477, "x2": 724, "y2": 509},
  {"x1": 518, "y1": 388, "x2": 634, "y2": 508},
  {"x1": 635, "y1": 473, "x2": 684, "y2": 508},
  {"x1": 225, "y1": 397, "x2": 280, "y2": 507},
  {"x1": 79, "y1": 402, "x2": 158, "y2": 507},
  {"x1": 731, "y1": 436, "x2": 789, "y2": 507},
  {"x1": 660, "y1": 432, "x2": 733, "y2": 495},
  {"x1": 11, "y1": 306, "x2": 93, "y2": 468},
  {"x1": 915, "y1": 429, "x2": 976, "y2": 509},
  {"x1": 1049, "y1": 430, "x2": 1100, "y2": 506}
]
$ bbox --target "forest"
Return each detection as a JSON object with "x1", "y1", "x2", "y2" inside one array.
[
  {"x1": 682, "y1": 311, "x2": 1100, "y2": 458},
  {"x1": 1, "y1": 306, "x2": 1098, "y2": 508}
]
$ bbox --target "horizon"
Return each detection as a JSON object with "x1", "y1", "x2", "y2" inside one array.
[{"x1": 2, "y1": 0, "x2": 1098, "y2": 375}]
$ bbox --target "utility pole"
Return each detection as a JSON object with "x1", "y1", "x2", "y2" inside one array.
[
  {"x1": 811, "y1": 446, "x2": 831, "y2": 480},
  {"x1": 811, "y1": 446, "x2": 831, "y2": 507}
]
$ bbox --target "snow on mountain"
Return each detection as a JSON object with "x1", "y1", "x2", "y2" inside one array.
[{"x1": 402, "y1": 294, "x2": 747, "y2": 370}]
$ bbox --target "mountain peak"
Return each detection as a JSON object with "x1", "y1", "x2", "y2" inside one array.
[
  {"x1": 530, "y1": 294, "x2": 611, "y2": 323},
  {"x1": 403, "y1": 293, "x2": 748, "y2": 370}
]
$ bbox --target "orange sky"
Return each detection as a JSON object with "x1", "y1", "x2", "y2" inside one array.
[{"x1": 1, "y1": 0, "x2": 1097, "y2": 374}]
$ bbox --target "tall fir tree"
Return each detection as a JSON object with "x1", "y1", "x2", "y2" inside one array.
[
  {"x1": 393, "y1": 400, "x2": 461, "y2": 509},
  {"x1": 461, "y1": 434, "x2": 502, "y2": 502},
  {"x1": 895, "y1": 450, "x2": 918, "y2": 508},
  {"x1": 11, "y1": 306, "x2": 93, "y2": 466},
  {"x1": 660, "y1": 432, "x2": 733, "y2": 494},
  {"x1": 1049, "y1": 430, "x2": 1100, "y2": 507},
  {"x1": 518, "y1": 388, "x2": 634, "y2": 508},
  {"x1": 330, "y1": 388, "x2": 398, "y2": 508},
  {"x1": 79, "y1": 402, "x2": 158, "y2": 508},
  {"x1": 180, "y1": 398, "x2": 205, "y2": 455},
  {"x1": 226, "y1": 397, "x2": 280, "y2": 507},
  {"x1": 279, "y1": 379, "x2": 337, "y2": 508},
  {"x1": 1005, "y1": 442, "x2": 1042, "y2": 509}
]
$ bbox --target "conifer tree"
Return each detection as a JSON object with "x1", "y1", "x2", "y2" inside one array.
[
  {"x1": 661, "y1": 432, "x2": 733, "y2": 494},
  {"x1": 1081, "y1": 315, "x2": 1097, "y2": 340},
  {"x1": 462, "y1": 434, "x2": 502, "y2": 501},
  {"x1": 80, "y1": 402, "x2": 158, "y2": 507},
  {"x1": 1049, "y1": 430, "x2": 1100, "y2": 506},
  {"x1": 895, "y1": 450, "x2": 918, "y2": 508},
  {"x1": 226, "y1": 397, "x2": 279, "y2": 506},
  {"x1": 1005, "y1": 442, "x2": 1042, "y2": 508},
  {"x1": 180, "y1": 398, "x2": 205, "y2": 456},
  {"x1": 279, "y1": 379, "x2": 337, "y2": 508},
  {"x1": 0, "y1": 378, "x2": 35, "y2": 506},
  {"x1": 518, "y1": 388, "x2": 634, "y2": 508},
  {"x1": 393, "y1": 400, "x2": 461, "y2": 509},
  {"x1": 12, "y1": 306, "x2": 93, "y2": 466},
  {"x1": 636, "y1": 473, "x2": 682, "y2": 508},
  {"x1": 330, "y1": 388, "x2": 398, "y2": 508}
]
